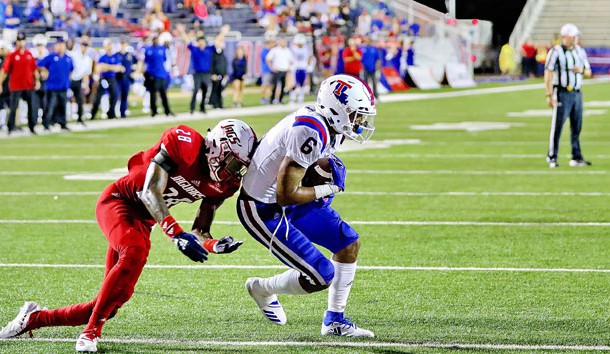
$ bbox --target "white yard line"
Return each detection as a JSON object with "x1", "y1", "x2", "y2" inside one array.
[
  {"x1": 2, "y1": 337, "x2": 609, "y2": 351},
  {"x1": 351, "y1": 153, "x2": 610, "y2": 159},
  {"x1": 0, "y1": 155, "x2": 130, "y2": 160},
  {"x1": 1, "y1": 169, "x2": 606, "y2": 177},
  {"x1": 1, "y1": 78, "x2": 608, "y2": 140},
  {"x1": 0, "y1": 263, "x2": 609, "y2": 273},
  {"x1": 1, "y1": 220, "x2": 609, "y2": 226},
  {"x1": 3, "y1": 191, "x2": 610, "y2": 197}
]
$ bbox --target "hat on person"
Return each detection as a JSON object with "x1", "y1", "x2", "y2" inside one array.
[
  {"x1": 55, "y1": 37, "x2": 65, "y2": 43},
  {"x1": 16, "y1": 32, "x2": 26, "y2": 41},
  {"x1": 560, "y1": 23, "x2": 580, "y2": 37}
]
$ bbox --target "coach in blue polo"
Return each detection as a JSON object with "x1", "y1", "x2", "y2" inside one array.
[
  {"x1": 544, "y1": 23, "x2": 592, "y2": 168},
  {"x1": 38, "y1": 37, "x2": 74, "y2": 131}
]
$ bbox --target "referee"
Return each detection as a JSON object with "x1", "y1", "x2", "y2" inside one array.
[{"x1": 544, "y1": 23, "x2": 592, "y2": 168}]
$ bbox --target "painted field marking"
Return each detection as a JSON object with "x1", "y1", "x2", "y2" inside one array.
[
  {"x1": 350, "y1": 153, "x2": 610, "y2": 159},
  {"x1": 1, "y1": 220, "x2": 609, "y2": 227},
  {"x1": 2, "y1": 337, "x2": 609, "y2": 351},
  {"x1": 350, "y1": 169, "x2": 607, "y2": 175},
  {"x1": 2, "y1": 191, "x2": 610, "y2": 197},
  {"x1": 0, "y1": 263, "x2": 609, "y2": 273},
  {"x1": 0, "y1": 155, "x2": 131, "y2": 160}
]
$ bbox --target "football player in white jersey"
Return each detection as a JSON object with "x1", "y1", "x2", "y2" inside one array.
[
  {"x1": 289, "y1": 34, "x2": 313, "y2": 104},
  {"x1": 236, "y1": 74, "x2": 376, "y2": 337}
]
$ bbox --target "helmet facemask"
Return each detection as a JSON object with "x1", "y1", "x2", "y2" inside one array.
[
  {"x1": 207, "y1": 140, "x2": 249, "y2": 182},
  {"x1": 343, "y1": 110, "x2": 376, "y2": 143}
]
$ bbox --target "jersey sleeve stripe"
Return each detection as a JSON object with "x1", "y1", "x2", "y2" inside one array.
[{"x1": 293, "y1": 116, "x2": 328, "y2": 152}]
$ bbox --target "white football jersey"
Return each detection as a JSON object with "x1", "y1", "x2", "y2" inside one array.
[
  {"x1": 292, "y1": 45, "x2": 310, "y2": 71},
  {"x1": 242, "y1": 105, "x2": 340, "y2": 203}
]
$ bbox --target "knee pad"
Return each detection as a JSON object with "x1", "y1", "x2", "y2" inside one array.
[{"x1": 317, "y1": 258, "x2": 335, "y2": 285}]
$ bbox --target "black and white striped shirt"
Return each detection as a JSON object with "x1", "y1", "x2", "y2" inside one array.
[{"x1": 545, "y1": 44, "x2": 590, "y2": 90}]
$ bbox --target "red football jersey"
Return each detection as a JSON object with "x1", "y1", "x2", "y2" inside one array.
[{"x1": 114, "y1": 125, "x2": 240, "y2": 219}]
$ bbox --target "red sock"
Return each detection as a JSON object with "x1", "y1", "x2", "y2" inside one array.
[{"x1": 26, "y1": 300, "x2": 96, "y2": 331}]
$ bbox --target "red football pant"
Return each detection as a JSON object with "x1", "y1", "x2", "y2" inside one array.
[{"x1": 27, "y1": 184, "x2": 154, "y2": 335}]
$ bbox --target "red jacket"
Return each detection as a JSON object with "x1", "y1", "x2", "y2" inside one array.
[
  {"x1": 343, "y1": 47, "x2": 363, "y2": 76},
  {"x1": 2, "y1": 49, "x2": 37, "y2": 91}
]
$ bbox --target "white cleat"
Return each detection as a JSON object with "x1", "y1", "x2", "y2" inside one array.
[
  {"x1": 0, "y1": 301, "x2": 40, "y2": 338},
  {"x1": 75, "y1": 333, "x2": 98, "y2": 352},
  {"x1": 321, "y1": 313, "x2": 375, "y2": 338},
  {"x1": 245, "y1": 278, "x2": 287, "y2": 325}
]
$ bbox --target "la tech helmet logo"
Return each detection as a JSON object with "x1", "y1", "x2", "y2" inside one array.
[{"x1": 333, "y1": 80, "x2": 352, "y2": 105}]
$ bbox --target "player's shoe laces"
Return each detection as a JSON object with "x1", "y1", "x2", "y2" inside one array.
[
  {"x1": 75, "y1": 332, "x2": 98, "y2": 352},
  {"x1": 245, "y1": 278, "x2": 287, "y2": 325},
  {"x1": 0, "y1": 301, "x2": 40, "y2": 338},
  {"x1": 321, "y1": 311, "x2": 374, "y2": 338},
  {"x1": 569, "y1": 159, "x2": 592, "y2": 167}
]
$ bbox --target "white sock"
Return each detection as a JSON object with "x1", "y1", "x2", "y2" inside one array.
[
  {"x1": 258, "y1": 269, "x2": 308, "y2": 296},
  {"x1": 298, "y1": 86, "x2": 305, "y2": 103},
  {"x1": 289, "y1": 88, "x2": 297, "y2": 103},
  {"x1": 0, "y1": 109, "x2": 6, "y2": 125},
  {"x1": 327, "y1": 260, "x2": 357, "y2": 313}
]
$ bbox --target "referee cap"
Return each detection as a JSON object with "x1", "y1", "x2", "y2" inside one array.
[{"x1": 560, "y1": 23, "x2": 580, "y2": 37}]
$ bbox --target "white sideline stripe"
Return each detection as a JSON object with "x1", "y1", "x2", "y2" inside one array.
[
  {"x1": 2, "y1": 338, "x2": 610, "y2": 351},
  {"x1": 0, "y1": 155, "x2": 130, "y2": 160},
  {"x1": 1, "y1": 220, "x2": 610, "y2": 226},
  {"x1": 3, "y1": 191, "x2": 610, "y2": 197},
  {"x1": 0, "y1": 219, "x2": 610, "y2": 227},
  {"x1": 1, "y1": 169, "x2": 607, "y2": 177},
  {"x1": 352, "y1": 153, "x2": 610, "y2": 159},
  {"x1": 350, "y1": 169, "x2": 607, "y2": 175},
  {"x1": 1, "y1": 263, "x2": 609, "y2": 273}
]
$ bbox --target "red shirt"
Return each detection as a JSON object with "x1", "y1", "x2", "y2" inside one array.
[
  {"x1": 521, "y1": 43, "x2": 536, "y2": 58},
  {"x1": 114, "y1": 125, "x2": 240, "y2": 220},
  {"x1": 342, "y1": 47, "x2": 363, "y2": 76},
  {"x1": 2, "y1": 49, "x2": 37, "y2": 91}
]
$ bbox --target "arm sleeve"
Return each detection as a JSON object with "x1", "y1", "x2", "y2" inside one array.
[
  {"x1": 285, "y1": 126, "x2": 322, "y2": 168},
  {"x1": 2, "y1": 55, "x2": 11, "y2": 73},
  {"x1": 580, "y1": 48, "x2": 591, "y2": 69}
]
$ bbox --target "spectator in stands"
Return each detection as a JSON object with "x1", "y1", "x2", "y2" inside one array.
[
  {"x1": 3, "y1": 4, "x2": 21, "y2": 43},
  {"x1": 0, "y1": 32, "x2": 40, "y2": 135},
  {"x1": 32, "y1": 34, "x2": 49, "y2": 125},
  {"x1": 521, "y1": 38, "x2": 537, "y2": 78},
  {"x1": 232, "y1": 45, "x2": 247, "y2": 108},
  {"x1": 50, "y1": 0, "x2": 66, "y2": 16},
  {"x1": 0, "y1": 40, "x2": 11, "y2": 130},
  {"x1": 361, "y1": 37, "x2": 380, "y2": 99},
  {"x1": 117, "y1": 38, "x2": 137, "y2": 118},
  {"x1": 91, "y1": 39, "x2": 123, "y2": 120},
  {"x1": 209, "y1": 36, "x2": 227, "y2": 109},
  {"x1": 38, "y1": 37, "x2": 73, "y2": 131},
  {"x1": 266, "y1": 37, "x2": 293, "y2": 104},
  {"x1": 26, "y1": 0, "x2": 46, "y2": 24},
  {"x1": 357, "y1": 9, "x2": 371, "y2": 36},
  {"x1": 91, "y1": 18, "x2": 109, "y2": 37},
  {"x1": 342, "y1": 37, "x2": 362, "y2": 78},
  {"x1": 143, "y1": 35, "x2": 174, "y2": 116},
  {"x1": 383, "y1": 40, "x2": 401, "y2": 73},
  {"x1": 204, "y1": 0, "x2": 223, "y2": 27},
  {"x1": 259, "y1": 36, "x2": 275, "y2": 104},
  {"x1": 68, "y1": 38, "x2": 93, "y2": 124},
  {"x1": 318, "y1": 37, "x2": 333, "y2": 79},
  {"x1": 370, "y1": 10, "x2": 384, "y2": 34}
]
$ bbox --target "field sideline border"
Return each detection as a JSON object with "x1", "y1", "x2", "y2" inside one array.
[
  {"x1": 1, "y1": 78, "x2": 608, "y2": 140},
  {"x1": 1, "y1": 263, "x2": 609, "y2": 273},
  {"x1": 1, "y1": 337, "x2": 609, "y2": 351}
]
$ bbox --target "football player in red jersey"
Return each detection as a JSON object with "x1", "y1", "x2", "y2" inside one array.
[{"x1": 0, "y1": 119, "x2": 257, "y2": 353}]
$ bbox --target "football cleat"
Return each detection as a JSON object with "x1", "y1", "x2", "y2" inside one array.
[
  {"x1": 569, "y1": 159, "x2": 592, "y2": 167},
  {"x1": 75, "y1": 332, "x2": 98, "y2": 352},
  {"x1": 546, "y1": 156, "x2": 558, "y2": 168},
  {"x1": 245, "y1": 278, "x2": 287, "y2": 325},
  {"x1": 0, "y1": 301, "x2": 40, "y2": 338},
  {"x1": 321, "y1": 311, "x2": 374, "y2": 338}
]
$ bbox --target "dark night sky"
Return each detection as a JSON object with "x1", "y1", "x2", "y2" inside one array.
[{"x1": 413, "y1": 0, "x2": 527, "y2": 47}]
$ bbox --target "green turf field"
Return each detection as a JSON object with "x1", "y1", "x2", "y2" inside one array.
[{"x1": 1, "y1": 80, "x2": 610, "y2": 353}]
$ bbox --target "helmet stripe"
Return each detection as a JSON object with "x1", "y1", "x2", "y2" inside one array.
[
  {"x1": 348, "y1": 74, "x2": 375, "y2": 106},
  {"x1": 293, "y1": 116, "x2": 328, "y2": 152}
]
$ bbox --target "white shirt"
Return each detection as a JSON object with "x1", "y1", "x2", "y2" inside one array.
[
  {"x1": 68, "y1": 48, "x2": 93, "y2": 81},
  {"x1": 242, "y1": 105, "x2": 339, "y2": 203},
  {"x1": 266, "y1": 46, "x2": 294, "y2": 72},
  {"x1": 291, "y1": 45, "x2": 310, "y2": 71}
]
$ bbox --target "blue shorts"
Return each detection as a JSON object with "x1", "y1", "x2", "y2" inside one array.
[
  {"x1": 295, "y1": 69, "x2": 307, "y2": 87},
  {"x1": 237, "y1": 196, "x2": 358, "y2": 286}
]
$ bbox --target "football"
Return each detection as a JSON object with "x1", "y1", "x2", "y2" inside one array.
[{"x1": 302, "y1": 157, "x2": 332, "y2": 187}]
